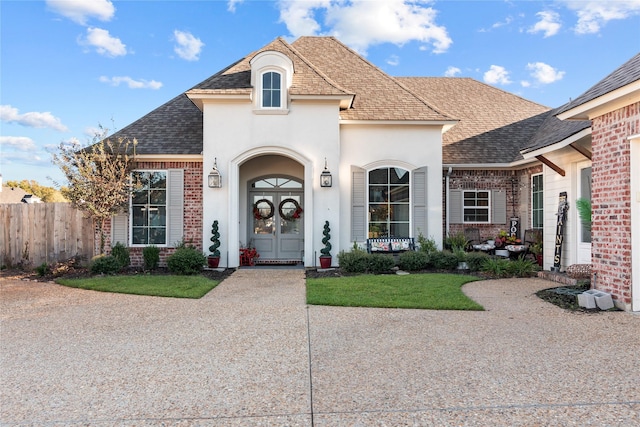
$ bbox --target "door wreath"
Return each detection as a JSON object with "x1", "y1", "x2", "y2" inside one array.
[
  {"x1": 253, "y1": 199, "x2": 275, "y2": 220},
  {"x1": 279, "y1": 198, "x2": 303, "y2": 221}
]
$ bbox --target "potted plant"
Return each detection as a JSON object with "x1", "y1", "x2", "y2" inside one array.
[
  {"x1": 453, "y1": 246, "x2": 468, "y2": 270},
  {"x1": 530, "y1": 241, "x2": 543, "y2": 266},
  {"x1": 494, "y1": 230, "x2": 510, "y2": 257},
  {"x1": 208, "y1": 220, "x2": 221, "y2": 268},
  {"x1": 319, "y1": 220, "x2": 332, "y2": 268}
]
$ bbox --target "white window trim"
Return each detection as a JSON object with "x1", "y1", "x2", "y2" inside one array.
[
  {"x1": 462, "y1": 190, "x2": 491, "y2": 224},
  {"x1": 255, "y1": 68, "x2": 289, "y2": 114},
  {"x1": 366, "y1": 166, "x2": 411, "y2": 237},
  {"x1": 130, "y1": 169, "x2": 169, "y2": 247},
  {"x1": 531, "y1": 173, "x2": 543, "y2": 229}
]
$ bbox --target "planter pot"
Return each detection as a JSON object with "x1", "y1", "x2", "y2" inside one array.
[
  {"x1": 536, "y1": 254, "x2": 543, "y2": 266},
  {"x1": 457, "y1": 261, "x2": 469, "y2": 270},
  {"x1": 207, "y1": 256, "x2": 220, "y2": 268},
  {"x1": 319, "y1": 256, "x2": 332, "y2": 269},
  {"x1": 495, "y1": 249, "x2": 509, "y2": 258}
]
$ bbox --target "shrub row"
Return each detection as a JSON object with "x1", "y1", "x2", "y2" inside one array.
[{"x1": 338, "y1": 247, "x2": 538, "y2": 278}]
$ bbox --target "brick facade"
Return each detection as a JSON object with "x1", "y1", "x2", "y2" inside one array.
[
  {"x1": 104, "y1": 161, "x2": 203, "y2": 267},
  {"x1": 591, "y1": 102, "x2": 639, "y2": 308},
  {"x1": 444, "y1": 165, "x2": 542, "y2": 241}
]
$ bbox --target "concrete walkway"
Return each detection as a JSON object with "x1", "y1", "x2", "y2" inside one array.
[{"x1": 1, "y1": 270, "x2": 639, "y2": 426}]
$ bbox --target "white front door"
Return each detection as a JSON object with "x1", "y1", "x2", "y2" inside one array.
[{"x1": 576, "y1": 162, "x2": 592, "y2": 264}]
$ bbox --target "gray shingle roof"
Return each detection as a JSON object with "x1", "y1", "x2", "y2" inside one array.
[
  {"x1": 521, "y1": 106, "x2": 591, "y2": 154},
  {"x1": 399, "y1": 77, "x2": 550, "y2": 163},
  {"x1": 556, "y1": 53, "x2": 640, "y2": 116}
]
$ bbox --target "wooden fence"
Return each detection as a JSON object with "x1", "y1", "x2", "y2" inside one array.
[{"x1": 0, "y1": 203, "x2": 94, "y2": 268}]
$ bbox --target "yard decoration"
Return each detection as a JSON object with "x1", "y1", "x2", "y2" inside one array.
[
  {"x1": 208, "y1": 220, "x2": 221, "y2": 268},
  {"x1": 319, "y1": 220, "x2": 332, "y2": 268}
]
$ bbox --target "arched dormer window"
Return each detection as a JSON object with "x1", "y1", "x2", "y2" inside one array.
[
  {"x1": 250, "y1": 51, "x2": 293, "y2": 114},
  {"x1": 262, "y1": 71, "x2": 282, "y2": 108}
]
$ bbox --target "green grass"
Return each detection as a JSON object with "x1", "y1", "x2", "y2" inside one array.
[
  {"x1": 306, "y1": 273, "x2": 483, "y2": 310},
  {"x1": 56, "y1": 275, "x2": 220, "y2": 299}
]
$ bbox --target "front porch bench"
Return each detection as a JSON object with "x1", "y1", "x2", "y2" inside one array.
[{"x1": 367, "y1": 237, "x2": 415, "y2": 253}]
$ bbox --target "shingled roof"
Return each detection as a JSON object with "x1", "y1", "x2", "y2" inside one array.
[
  {"x1": 399, "y1": 77, "x2": 550, "y2": 164},
  {"x1": 556, "y1": 53, "x2": 640, "y2": 117},
  {"x1": 521, "y1": 105, "x2": 591, "y2": 154}
]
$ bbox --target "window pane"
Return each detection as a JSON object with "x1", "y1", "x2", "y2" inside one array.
[
  {"x1": 271, "y1": 92, "x2": 281, "y2": 108},
  {"x1": 369, "y1": 223, "x2": 388, "y2": 238},
  {"x1": 132, "y1": 206, "x2": 147, "y2": 226},
  {"x1": 263, "y1": 72, "x2": 271, "y2": 88},
  {"x1": 272, "y1": 73, "x2": 281, "y2": 89},
  {"x1": 149, "y1": 228, "x2": 166, "y2": 245},
  {"x1": 370, "y1": 186, "x2": 388, "y2": 202},
  {"x1": 150, "y1": 189, "x2": 165, "y2": 204},
  {"x1": 390, "y1": 168, "x2": 409, "y2": 184},
  {"x1": 263, "y1": 90, "x2": 272, "y2": 107},
  {"x1": 369, "y1": 169, "x2": 388, "y2": 184},
  {"x1": 390, "y1": 204, "x2": 409, "y2": 221},
  {"x1": 389, "y1": 186, "x2": 409, "y2": 202},
  {"x1": 148, "y1": 206, "x2": 166, "y2": 226},
  {"x1": 390, "y1": 223, "x2": 409, "y2": 237},
  {"x1": 369, "y1": 204, "x2": 388, "y2": 221},
  {"x1": 132, "y1": 227, "x2": 146, "y2": 245}
]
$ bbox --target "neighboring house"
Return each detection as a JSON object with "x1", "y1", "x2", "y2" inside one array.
[
  {"x1": 0, "y1": 185, "x2": 36, "y2": 204},
  {"x1": 104, "y1": 36, "x2": 598, "y2": 278},
  {"x1": 552, "y1": 53, "x2": 639, "y2": 312}
]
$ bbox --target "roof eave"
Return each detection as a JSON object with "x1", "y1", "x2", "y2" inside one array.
[
  {"x1": 521, "y1": 128, "x2": 592, "y2": 159},
  {"x1": 339, "y1": 119, "x2": 458, "y2": 127},
  {"x1": 443, "y1": 158, "x2": 540, "y2": 169},
  {"x1": 291, "y1": 94, "x2": 355, "y2": 109},
  {"x1": 186, "y1": 91, "x2": 252, "y2": 111},
  {"x1": 557, "y1": 81, "x2": 640, "y2": 120}
]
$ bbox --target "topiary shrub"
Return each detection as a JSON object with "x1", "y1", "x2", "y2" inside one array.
[
  {"x1": 143, "y1": 245, "x2": 160, "y2": 270},
  {"x1": 398, "y1": 251, "x2": 429, "y2": 271},
  {"x1": 167, "y1": 246, "x2": 206, "y2": 275},
  {"x1": 111, "y1": 242, "x2": 130, "y2": 269},
  {"x1": 367, "y1": 254, "x2": 395, "y2": 274},
  {"x1": 91, "y1": 255, "x2": 122, "y2": 275},
  {"x1": 320, "y1": 221, "x2": 332, "y2": 257},
  {"x1": 430, "y1": 250, "x2": 459, "y2": 270},
  {"x1": 338, "y1": 250, "x2": 369, "y2": 273},
  {"x1": 466, "y1": 252, "x2": 490, "y2": 272},
  {"x1": 209, "y1": 220, "x2": 221, "y2": 257}
]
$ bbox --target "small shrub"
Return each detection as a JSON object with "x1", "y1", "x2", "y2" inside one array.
[
  {"x1": 367, "y1": 254, "x2": 395, "y2": 274},
  {"x1": 430, "y1": 250, "x2": 458, "y2": 270},
  {"x1": 416, "y1": 232, "x2": 438, "y2": 254},
  {"x1": 111, "y1": 242, "x2": 130, "y2": 269},
  {"x1": 505, "y1": 257, "x2": 538, "y2": 277},
  {"x1": 466, "y1": 252, "x2": 490, "y2": 272},
  {"x1": 338, "y1": 250, "x2": 369, "y2": 273},
  {"x1": 481, "y1": 257, "x2": 509, "y2": 277},
  {"x1": 143, "y1": 245, "x2": 160, "y2": 270},
  {"x1": 35, "y1": 262, "x2": 50, "y2": 277},
  {"x1": 446, "y1": 232, "x2": 469, "y2": 251},
  {"x1": 167, "y1": 246, "x2": 206, "y2": 275},
  {"x1": 398, "y1": 251, "x2": 429, "y2": 271},
  {"x1": 91, "y1": 255, "x2": 122, "y2": 275}
]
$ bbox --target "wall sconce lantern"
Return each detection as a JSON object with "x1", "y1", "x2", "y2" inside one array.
[
  {"x1": 208, "y1": 158, "x2": 222, "y2": 188},
  {"x1": 320, "y1": 158, "x2": 332, "y2": 187}
]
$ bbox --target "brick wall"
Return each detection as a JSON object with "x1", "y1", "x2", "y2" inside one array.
[
  {"x1": 591, "y1": 102, "x2": 639, "y2": 308},
  {"x1": 444, "y1": 165, "x2": 542, "y2": 241},
  {"x1": 103, "y1": 160, "x2": 203, "y2": 267}
]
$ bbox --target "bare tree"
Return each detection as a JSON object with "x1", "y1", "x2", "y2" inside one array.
[{"x1": 52, "y1": 132, "x2": 137, "y2": 254}]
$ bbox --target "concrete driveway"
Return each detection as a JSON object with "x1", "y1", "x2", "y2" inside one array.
[{"x1": 1, "y1": 270, "x2": 639, "y2": 426}]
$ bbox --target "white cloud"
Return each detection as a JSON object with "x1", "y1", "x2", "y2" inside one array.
[
  {"x1": 528, "y1": 11, "x2": 561, "y2": 37},
  {"x1": 227, "y1": 0, "x2": 244, "y2": 12},
  {"x1": 173, "y1": 30, "x2": 204, "y2": 61},
  {"x1": 0, "y1": 136, "x2": 37, "y2": 152},
  {"x1": 0, "y1": 105, "x2": 68, "y2": 132},
  {"x1": 99, "y1": 76, "x2": 163, "y2": 90},
  {"x1": 386, "y1": 54, "x2": 400, "y2": 66},
  {"x1": 561, "y1": 0, "x2": 640, "y2": 34},
  {"x1": 521, "y1": 80, "x2": 531, "y2": 88},
  {"x1": 444, "y1": 66, "x2": 461, "y2": 77},
  {"x1": 80, "y1": 27, "x2": 127, "y2": 57},
  {"x1": 527, "y1": 62, "x2": 565, "y2": 84},
  {"x1": 46, "y1": 0, "x2": 115, "y2": 25},
  {"x1": 483, "y1": 65, "x2": 512, "y2": 85},
  {"x1": 277, "y1": 0, "x2": 452, "y2": 54}
]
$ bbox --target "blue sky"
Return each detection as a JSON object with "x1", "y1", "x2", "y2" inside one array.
[{"x1": 1, "y1": 0, "x2": 639, "y2": 185}]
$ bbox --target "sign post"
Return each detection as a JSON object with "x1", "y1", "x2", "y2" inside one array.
[{"x1": 552, "y1": 192, "x2": 569, "y2": 272}]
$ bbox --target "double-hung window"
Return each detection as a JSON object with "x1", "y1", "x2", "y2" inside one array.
[
  {"x1": 262, "y1": 71, "x2": 282, "y2": 108},
  {"x1": 463, "y1": 190, "x2": 490, "y2": 223},
  {"x1": 368, "y1": 167, "x2": 410, "y2": 237},
  {"x1": 131, "y1": 171, "x2": 167, "y2": 245}
]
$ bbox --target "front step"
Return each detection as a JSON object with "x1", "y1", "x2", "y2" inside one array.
[{"x1": 254, "y1": 259, "x2": 301, "y2": 266}]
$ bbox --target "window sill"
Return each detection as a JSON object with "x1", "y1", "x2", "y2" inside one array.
[{"x1": 253, "y1": 108, "x2": 289, "y2": 115}]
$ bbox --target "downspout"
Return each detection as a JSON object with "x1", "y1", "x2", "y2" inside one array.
[{"x1": 445, "y1": 167, "x2": 453, "y2": 242}]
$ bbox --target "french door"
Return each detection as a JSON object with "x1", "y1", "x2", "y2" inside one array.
[
  {"x1": 576, "y1": 162, "x2": 592, "y2": 264},
  {"x1": 249, "y1": 189, "x2": 304, "y2": 261}
]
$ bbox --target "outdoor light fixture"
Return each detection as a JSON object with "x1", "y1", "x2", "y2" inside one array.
[
  {"x1": 320, "y1": 158, "x2": 332, "y2": 187},
  {"x1": 208, "y1": 158, "x2": 222, "y2": 188}
]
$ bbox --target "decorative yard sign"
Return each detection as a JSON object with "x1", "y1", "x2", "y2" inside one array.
[
  {"x1": 509, "y1": 217, "x2": 520, "y2": 238},
  {"x1": 552, "y1": 192, "x2": 569, "y2": 272}
]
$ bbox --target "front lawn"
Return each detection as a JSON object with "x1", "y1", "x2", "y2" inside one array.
[
  {"x1": 56, "y1": 274, "x2": 221, "y2": 299},
  {"x1": 306, "y1": 273, "x2": 483, "y2": 310}
]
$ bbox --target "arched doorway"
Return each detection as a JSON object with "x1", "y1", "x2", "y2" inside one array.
[{"x1": 249, "y1": 176, "x2": 304, "y2": 262}]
